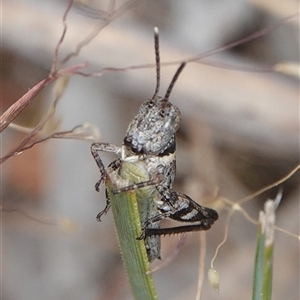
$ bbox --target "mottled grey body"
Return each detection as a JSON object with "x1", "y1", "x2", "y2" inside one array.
[{"x1": 91, "y1": 28, "x2": 218, "y2": 263}]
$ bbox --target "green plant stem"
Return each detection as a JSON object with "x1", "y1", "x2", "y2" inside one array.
[
  {"x1": 252, "y1": 206, "x2": 275, "y2": 300},
  {"x1": 262, "y1": 244, "x2": 273, "y2": 298},
  {"x1": 253, "y1": 228, "x2": 266, "y2": 300},
  {"x1": 107, "y1": 180, "x2": 158, "y2": 300}
]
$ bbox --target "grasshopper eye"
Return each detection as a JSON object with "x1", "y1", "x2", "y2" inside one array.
[
  {"x1": 159, "y1": 109, "x2": 165, "y2": 118},
  {"x1": 124, "y1": 136, "x2": 137, "y2": 152},
  {"x1": 148, "y1": 100, "x2": 155, "y2": 107},
  {"x1": 124, "y1": 136, "x2": 132, "y2": 146}
]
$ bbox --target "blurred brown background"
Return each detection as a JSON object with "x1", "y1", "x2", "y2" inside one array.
[{"x1": 1, "y1": 0, "x2": 299, "y2": 299}]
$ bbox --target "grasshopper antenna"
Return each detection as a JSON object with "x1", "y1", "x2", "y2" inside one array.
[
  {"x1": 163, "y1": 62, "x2": 186, "y2": 102},
  {"x1": 152, "y1": 27, "x2": 160, "y2": 101}
]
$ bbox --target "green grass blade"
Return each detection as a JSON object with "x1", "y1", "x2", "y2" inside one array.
[
  {"x1": 106, "y1": 180, "x2": 158, "y2": 300},
  {"x1": 252, "y1": 195, "x2": 279, "y2": 300},
  {"x1": 253, "y1": 228, "x2": 266, "y2": 300},
  {"x1": 262, "y1": 244, "x2": 274, "y2": 298}
]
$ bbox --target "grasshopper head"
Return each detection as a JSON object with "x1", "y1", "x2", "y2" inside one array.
[{"x1": 124, "y1": 98, "x2": 181, "y2": 155}]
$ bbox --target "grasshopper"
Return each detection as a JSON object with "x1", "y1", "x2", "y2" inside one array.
[{"x1": 91, "y1": 27, "x2": 218, "y2": 262}]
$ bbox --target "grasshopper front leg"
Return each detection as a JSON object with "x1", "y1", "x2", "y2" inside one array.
[
  {"x1": 95, "y1": 159, "x2": 123, "y2": 221},
  {"x1": 91, "y1": 142, "x2": 121, "y2": 191},
  {"x1": 91, "y1": 143, "x2": 121, "y2": 220}
]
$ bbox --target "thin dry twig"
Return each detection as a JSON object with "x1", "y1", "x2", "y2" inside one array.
[
  {"x1": 189, "y1": 13, "x2": 299, "y2": 64},
  {"x1": 61, "y1": 0, "x2": 139, "y2": 65},
  {"x1": 51, "y1": 0, "x2": 75, "y2": 72},
  {"x1": 0, "y1": 123, "x2": 99, "y2": 164},
  {"x1": 196, "y1": 232, "x2": 206, "y2": 300}
]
